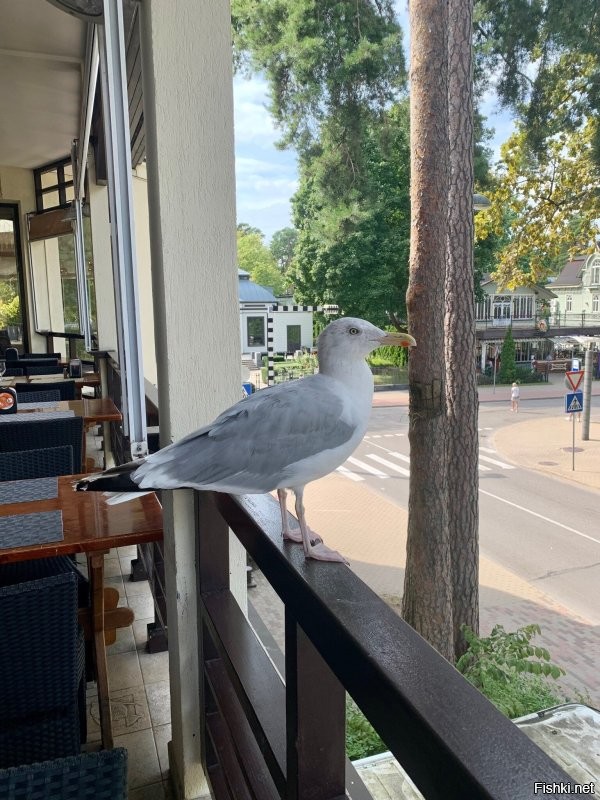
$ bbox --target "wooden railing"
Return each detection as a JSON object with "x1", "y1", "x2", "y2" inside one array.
[{"x1": 196, "y1": 491, "x2": 579, "y2": 800}]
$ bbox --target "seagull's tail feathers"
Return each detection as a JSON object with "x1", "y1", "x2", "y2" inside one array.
[
  {"x1": 103, "y1": 490, "x2": 154, "y2": 506},
  {"x1": 75, "y1": 460, "x2": 144, "y2": 493}
]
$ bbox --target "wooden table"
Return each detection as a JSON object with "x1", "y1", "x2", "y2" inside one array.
[
  {"x1": 2, "y1": 373, "x2": 101, "y2": 392},
  {"x1": 16, "y1": 397, "x2": 122, "y2": 426},
  {"x1": 0, "y1": 476, "x2": 163, "y2": 748}
]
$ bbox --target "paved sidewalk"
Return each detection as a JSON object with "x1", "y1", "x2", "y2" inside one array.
[{"x1": 251, "y1": 376, "x2": 600, "y2": 706}]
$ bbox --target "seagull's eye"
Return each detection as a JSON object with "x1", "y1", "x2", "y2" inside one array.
[{"x1": 348, "y1": 327, "x2": 360, "y2": 335}]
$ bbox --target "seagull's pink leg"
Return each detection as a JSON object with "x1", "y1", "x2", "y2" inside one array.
[
  {"x1": 279, "y1": 489, "x2": 301, "y2": 542},
  {"x1": 294, "y1": 487, "x2": 348, "y2": 564},
  {"x1": 279, "y1": 488, "x2": 322, "y2": 544}
]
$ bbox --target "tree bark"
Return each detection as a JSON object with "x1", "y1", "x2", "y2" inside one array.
[
  {"x1": 402, "y1": 0, "x2": 454, "y2": 662},
  {"x1": 446, "y1": 0, "x2": 479, "y2": 659}
]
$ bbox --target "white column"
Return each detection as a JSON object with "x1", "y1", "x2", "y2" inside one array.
[{"x1": 139, "y1": 1, "x2": 242, "y2": 797}]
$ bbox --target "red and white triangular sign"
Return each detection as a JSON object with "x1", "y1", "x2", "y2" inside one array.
[{"x1": 566, "y1": 370, "x2": 584, "y2": 391}]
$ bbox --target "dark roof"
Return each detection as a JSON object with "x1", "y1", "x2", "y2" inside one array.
[
  {"x1": 238, "y1": 270, "x2": 277, "y2": 303},
  {"x1": 553, "y1": 256, "x2": 586, "y2": 288}
]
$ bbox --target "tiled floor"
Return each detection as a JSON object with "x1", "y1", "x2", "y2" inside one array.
[
  {"x1": 83, "y1": 544, "x2": 172, "y2": 799},
  {"x1": 84, "y1": 429, "x2": 173, "y2": 799}
]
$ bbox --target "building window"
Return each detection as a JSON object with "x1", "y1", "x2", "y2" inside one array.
[
  {"x1": 512, "y1": 295, "x2": 533, "y2": 319},
  {"x1": 475, "y1": 296, "x2": 491, "y2": 321},
  {"x1": 566, "y1": 294, "x2": 573, "y2": 312},
  {"x1": 593, "y1": 294, "x2": 599, "y2": 313},
  {"x1": 247, "y1": 316, "x2": 265, "y2": 347},
  {"x1": 589, "y1": 257, "x2": 600, "y2": 285},
  {"x1": 33, "y1": 158, "x2": 75, "y2": 213},
  {"x1": 0, "y1": 204, "x2": 28, "y2": 351}
]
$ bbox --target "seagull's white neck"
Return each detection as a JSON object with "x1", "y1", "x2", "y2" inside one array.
[{"x1": 318, "y1": 352, "x2": 374, "y2": 393}]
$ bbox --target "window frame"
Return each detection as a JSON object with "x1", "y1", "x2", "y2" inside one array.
[
  {"x1": 33, "y1": 158, "x2": 75, "y2": 214},
  {"x1": 246, "y1": 315, "x2": 265, "y2": 347}
]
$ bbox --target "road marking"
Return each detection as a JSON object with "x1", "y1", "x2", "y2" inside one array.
[
  {"x1": 478, "y1": 464, "x2": 492, "y2": 471},
  {"x1": 346, "y1": 456, "x2": 388, "y2": 478},
  {"x1": 336, "y1": 465, "x2": 364, "y2": 482},
  {"x1": 367, "y1": 453, "x2": 410, "y2": 476},
  {"x1": 479, "y1": 446, "x2": 497, "y2": 453},
  {"x1": 478, "y1": 455, "x2": 515, "y2": 470},
  {"x1": 389, "y1": 452, "x2": 410, "y2": 463},
  {"x1": 480, "y1": 489, "x2": 600, "y2": 546}
]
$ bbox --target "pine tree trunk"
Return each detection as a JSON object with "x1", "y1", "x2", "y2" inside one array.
[
  {"x1": 446, "y1": 0, "x2": 479, "y2": 660},
  {"x1": 402, "y1": 0, "x2": 454, "y2": 662}
]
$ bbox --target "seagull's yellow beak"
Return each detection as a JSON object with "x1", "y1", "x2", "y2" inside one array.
[{"x1": 379, "y1": 331, "x2": 417, "y2": 348}]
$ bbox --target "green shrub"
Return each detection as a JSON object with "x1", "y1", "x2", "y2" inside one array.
[
  {"x1": 456, "y1": 624, "x2": 566, "y2": 719},
  {"x1": 498, "y1": 328, "x2": 517, "y2": 383},
  {"x1": 346, "y1": 697, "x2": 385, "y2": 760}
]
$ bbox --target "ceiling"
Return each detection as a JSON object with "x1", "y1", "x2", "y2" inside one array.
[{"x1": 0, "y1": 0, "x2": 86, "y2": 169}]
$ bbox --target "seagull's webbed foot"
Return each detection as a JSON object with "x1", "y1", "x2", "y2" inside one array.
[{"x1": 304, "y1": 540, "x2": 349, "y2": 564}]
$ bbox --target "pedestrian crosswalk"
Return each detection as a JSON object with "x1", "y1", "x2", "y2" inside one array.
[{"x1": 335, "y1": 444, "x2": 515, "y2": 481}]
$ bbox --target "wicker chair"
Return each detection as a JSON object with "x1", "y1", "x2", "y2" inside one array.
[
  {"x1": 25, "y1": 365, "x2": 64, "y2": 376},
  {"x1": 3, "y1": 366, "x2": 24, "y2": 377},
  {"x1": 0, "y1": 417, "x2": 84, "y2": 472},
  {"x1": 0, "y1": 444, "x2": 89, "y2": 628},
  {"x1": 0, "y1": 445, "x2": 74, "y2": 482},
  {"x1": 0, "y1": 573, "x2": 86, "y2": 768},
  {"x1": 17, "y1": 389, "x2": 62, "y2": 404},
  {"x1": 15, "y1": 380, "x2": 76, "y2": 401},
  {"x1": 0, "y1": 749, "x2": 127, "y2": 800}
]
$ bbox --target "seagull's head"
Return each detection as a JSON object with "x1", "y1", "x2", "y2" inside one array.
[{"x1": 317, "y1": 317, "x2": 416, "y2": 361}]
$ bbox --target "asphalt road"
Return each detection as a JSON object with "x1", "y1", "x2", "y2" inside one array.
[{"x1": 337, "y1": 400, "x2": 600, "y2": 625}]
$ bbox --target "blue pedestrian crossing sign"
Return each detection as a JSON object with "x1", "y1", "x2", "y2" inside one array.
[{"x1": 565, "y1": 391, "x2": 583, "y2": 413}]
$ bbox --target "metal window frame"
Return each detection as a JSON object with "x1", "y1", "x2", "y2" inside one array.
[{"x1": 97, "y1": 0, "x2": 147, "y2": 457}]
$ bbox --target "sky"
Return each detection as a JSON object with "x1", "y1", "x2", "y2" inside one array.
[{"x1": 233, "y1": 3, "x2": 516, "y2": 242}]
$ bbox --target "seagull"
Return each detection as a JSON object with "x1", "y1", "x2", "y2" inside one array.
[{"x1": 76, "y1": 318, "x2": 415, "y2": 562}]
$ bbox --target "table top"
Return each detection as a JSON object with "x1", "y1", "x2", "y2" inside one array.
[
  {"x1": 1, "y1": 373, "x2": 101, "y2": 388},
  {"x1": 13, "y1": 398, "x2": 122, "y2": 424},
  {"x1": 0, "y1": 475, "x2": 163, "y2": 563}
]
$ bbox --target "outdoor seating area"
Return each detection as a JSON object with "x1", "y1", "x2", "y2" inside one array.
[{"x1": 0, "y1": 374, "x2": 168, "y2": 795}]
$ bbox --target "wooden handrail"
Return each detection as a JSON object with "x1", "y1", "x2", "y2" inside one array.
[{"x1": 195, "y1": 490, "x2": 581, "y2": 800}]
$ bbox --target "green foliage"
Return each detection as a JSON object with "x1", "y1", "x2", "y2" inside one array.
[
  {"x1": 457, "y1": 624, "x2": 566, "y2": 718},
  {"x1": 346, "y1": 697, "x2": 385, "y2": 761},
  {"x1": 474, "y1": 0, "x2": 600, "y2": 163},
  {"x1": 498, "y1": 327, "x2": 517, "y2": 383},
  {"x1": 369, "y1": 338, "x2": 408, "y2": 368},
  {"x1": 290, "y1": 102, "x2": 410, "y2": 326},
  {"x1": 0, "y1": 287, "x2": 20, "y2": 327},
  {"x1": 237, "y1": 230, "x2": 286, "y2": 296},
  {"x1": 232, "y1": 0, "x2": 406, "y2": 155},
  {"x1": 270, "y1": 227, "x2": 298, "y2": 273}
]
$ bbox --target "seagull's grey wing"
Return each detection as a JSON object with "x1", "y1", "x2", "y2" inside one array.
[{"x1": 132, "y1": 376, "x2": 355, "y2": 492}]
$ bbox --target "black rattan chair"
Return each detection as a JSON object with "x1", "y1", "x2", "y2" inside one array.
[
  {"x1": 0, "y1": 417, "x2": 84, "y2": 472},
  {"x1": 15, "y1": 380, "x2": 76, "y2": 401},
  {"x1": 0, "y1": 573, "x2": 86, "y2": 768},
  {"x1": 25, "y1": 365, "x2": 64, "y2": 376},
  {"x1": 0, "y1": 749, "x2": 127, "y2": 800},
  {"x1": 17, "y1": 390, "x2": 61, "y2": 404},
  {"x1": 0, "y1": 446, "x2": 74, "y2": 482},
  {"x1": 4, "y1": 366, "x2": 24, "y2": 376}
]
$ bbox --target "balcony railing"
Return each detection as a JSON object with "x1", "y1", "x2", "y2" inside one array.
[
  {"x1": 196, "y1": 491, "x2": 578, "y2": 800},
  {"x1": 476, "y1": 312, "x2": 600, "y2": 333}
]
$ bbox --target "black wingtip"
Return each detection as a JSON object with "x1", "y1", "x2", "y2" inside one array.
[{"x1": 75, "y1": 461, "x2": 144, "y2": 493}]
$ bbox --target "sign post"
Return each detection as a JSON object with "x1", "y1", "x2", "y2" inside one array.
[{"x1": 565, "y1": 385, "x2": 584, "y2": 471}]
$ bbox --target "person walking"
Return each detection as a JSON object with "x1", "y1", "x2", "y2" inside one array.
[{"x1": 510, "y1": 381, "x2": 520, "y2": 412}]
